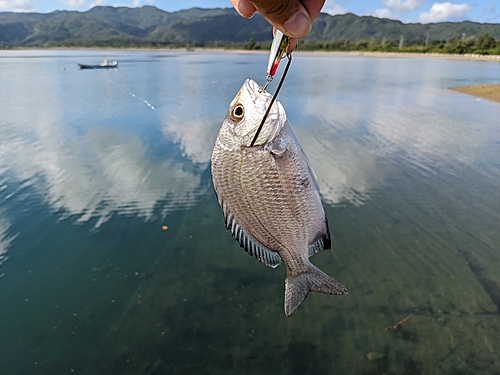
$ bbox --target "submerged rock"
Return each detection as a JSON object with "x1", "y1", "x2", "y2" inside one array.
[{"x1": 367, "y1": 352, "x2": 386, "y2": 361}]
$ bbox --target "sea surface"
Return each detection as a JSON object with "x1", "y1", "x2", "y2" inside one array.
[{"x1": 0, "y1": 49, "x2": 499, "y2": 375}]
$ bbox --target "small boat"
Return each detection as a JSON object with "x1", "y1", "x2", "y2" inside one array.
[{"x1": 78, "y1": 59, "x2": 118, "y2": 69}]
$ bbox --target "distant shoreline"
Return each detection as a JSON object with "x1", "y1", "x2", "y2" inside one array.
[
  {"x1": 202, "y1": 49, "x2": 500, "y2": 62},
  {"x1": 2, "y1": 47, "x2": 500, "y2": 62},
  {"x1": 297, "y1": 50, "x2": 500, "y2": 62},
  {"x1": 237, "y1": 50, "x2": 500, "y2": 62}
]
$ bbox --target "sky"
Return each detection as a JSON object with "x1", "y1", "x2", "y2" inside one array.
[{"x1": 0, "y1": 0, "x2": 499, "y2": 24}]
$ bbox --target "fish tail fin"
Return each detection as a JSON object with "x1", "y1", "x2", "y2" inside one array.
[{"x1": 284, "y1": 265, "x2": 347, "y2": 317}]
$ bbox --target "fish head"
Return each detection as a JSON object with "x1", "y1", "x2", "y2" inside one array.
[{"x1": 221, "y1": 79, "x2": 286, "y2": 148}]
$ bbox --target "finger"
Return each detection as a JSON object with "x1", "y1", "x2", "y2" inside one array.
[
  {"x1": 301, "y1": 0, "x2": 326, "y2": 23},
  {"x1": 230, "y1": 0, "x2": 257, "y2": 18},
  {"x1": 288, "y1": 38, "x2": 298, "y2": 53},
  {"x1": 249, "y1": 0, "x2": 312, "y2": 39}
]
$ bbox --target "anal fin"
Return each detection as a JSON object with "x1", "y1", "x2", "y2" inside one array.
[{"x1": 223, "y1": 204, "x2": 282, "y2": 269}]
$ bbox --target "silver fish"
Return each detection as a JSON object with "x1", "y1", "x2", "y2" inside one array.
[{"x1": 211, "y1": 79, "x2": 347, "y2": 316}]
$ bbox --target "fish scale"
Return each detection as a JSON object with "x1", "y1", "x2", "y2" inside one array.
[{"x1": 211, "y1": 79, "x2": 347, "y2": 316}]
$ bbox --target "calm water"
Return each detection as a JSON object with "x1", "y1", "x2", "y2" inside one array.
[{"x1": 0, "y1": 50, "x2": 499, "y2": 375}]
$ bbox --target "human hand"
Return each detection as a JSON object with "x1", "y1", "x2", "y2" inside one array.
[{"x1": 230, "y1": 0, "x2": 325, "y2": 51}]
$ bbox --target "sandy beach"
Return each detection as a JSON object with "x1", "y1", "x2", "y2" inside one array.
[{"x1": 449, "y1": 84, "x2": 500, "y2": 103}]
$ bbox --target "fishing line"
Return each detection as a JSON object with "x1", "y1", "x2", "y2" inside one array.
[
  {"x1": 250, "y1": 53, "x2": 292, "y2": 147},
  {"x1": 85, "y1": 65, "x2": 155, "y2": 110}
]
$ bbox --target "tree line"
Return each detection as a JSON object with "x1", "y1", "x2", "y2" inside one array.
[
  {"x1": 239, "y1": 32, "x2": 499, "y2": 55},
  {"x1": 2, "y1": 32, "x2": 498, "y2": 55}
]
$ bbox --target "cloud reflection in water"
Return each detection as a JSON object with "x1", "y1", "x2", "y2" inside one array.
[
  {"x1": 160, "y1": 115, "x2": 219, "y2": 166},
  {"x1": 289, "y1": 60, "x2": 500, "y2": 207},
  {"x1": 0, "y1": 117, "x2": 208, "y2": 228},
  {"x1": 293, "y1": 97, "x2": 384, "y2": 207}
]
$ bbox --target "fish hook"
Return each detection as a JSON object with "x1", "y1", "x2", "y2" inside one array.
[{"x1": 250, "y1": 52, "x2": 292, "y2": 147}]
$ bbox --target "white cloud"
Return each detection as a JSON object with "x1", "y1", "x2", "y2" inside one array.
[
  {"x1": 105, "y1": 0, "x2": 153, "y2": 8},
  {"x1": 418, "y1": 2, "x2": 471, "y2": 23},
  {"x1": 89, "y1": 0, "x2": 106, "y2": 8},
  {"x1": 374, "y1": 8, "x2": 397, "y2": 19},
  {"x1": 0, "y1": 0, "x2": 34, "y2": 11},
  {"x1": 323, "y1": 0, "x2": 348, "y2": 15},
  {"x1": 374, "y1": 0, "x2": 422, "y2": 21},
  {"x1": 58, "y1": 0, "x2": 87, "y2": 9},
  {"x1": 382, "y1": 0, "x2": 422, "y2": 12}
]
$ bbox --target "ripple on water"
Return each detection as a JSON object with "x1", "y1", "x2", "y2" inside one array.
[{"x1": 0, "y1": 216, "x2": 15, "y2": 267}]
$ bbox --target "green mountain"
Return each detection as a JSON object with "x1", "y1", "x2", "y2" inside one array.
[
  {"x1": 308, "y1": 13, "x2": 500, "y2": 42},
  {"x1": 0, "y1": 5, "x2": 499, "y2": 47}
]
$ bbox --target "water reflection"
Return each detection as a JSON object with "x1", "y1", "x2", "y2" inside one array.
[
  {"x1": 284, "y1": 55, "x2": 500, "y2": 206},
  {"x1": 0, "y1": 52, "x2": 222, "y2": 229},
  {"x1": 1, "y1": 51, "x2": 500, "y2": 375},
  {"x1": 0, "y1": 215, "x2": 13, "y2": 267},
  {"x1": 159, "y1": 111, "x2": 219, "y2": 166},
  {"x1": 1, "y1": 123, "x2": 207, "y2": 227},
  {"x1": 289, "y1": 92, "x2": 381, "y2": 205}
]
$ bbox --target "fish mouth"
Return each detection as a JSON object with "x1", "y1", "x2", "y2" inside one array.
[
  {"x1": 244, "y1": 79, "x2": 272, "y2": 101},
  {"x1": 242, "y1": 79, "x2": 286, "y2": 146}
]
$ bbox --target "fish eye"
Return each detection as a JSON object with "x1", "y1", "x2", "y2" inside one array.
[{"x1": 230, "y1": 103, "x2": 244, "y2": 121}]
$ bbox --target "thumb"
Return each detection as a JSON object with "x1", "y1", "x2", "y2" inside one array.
[{"x1": 250, "y1": 0, "x2": 312, "y2": 39}]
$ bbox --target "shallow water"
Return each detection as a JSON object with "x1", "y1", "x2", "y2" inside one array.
[{"x1": 0, "y1": 50, "x2": 499, "y2": 374}]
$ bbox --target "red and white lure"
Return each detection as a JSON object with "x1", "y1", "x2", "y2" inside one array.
[
  {"x1": 251, "y1": 30, "x2": 293, "y2": 147},
  {"x1": 267, "y1": 30, "x2": 290, "y2": 77},
  {"x1": 259, "y1": 30, "x2": 291, "y2": 92}
]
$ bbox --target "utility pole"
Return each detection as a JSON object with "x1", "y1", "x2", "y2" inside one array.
[
  {"x1": 399, "y1": 35, "x2": 404, "y2": 49},
  {"x1": 425, "y1": 34, "x2": 429, "y2": 48}
]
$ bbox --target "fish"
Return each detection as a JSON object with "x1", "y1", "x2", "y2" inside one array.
[{"x1": 211, "y1": 79, "x2": 347, "y2": 316}]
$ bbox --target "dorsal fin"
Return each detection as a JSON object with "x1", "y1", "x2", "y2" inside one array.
[{"x1": 221, "y1": 200, "x2": 282, "y2": 269}]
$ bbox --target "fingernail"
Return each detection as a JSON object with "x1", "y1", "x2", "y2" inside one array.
[{"x1": 284, "y1": 9, "x2": 311, "y2": 38}]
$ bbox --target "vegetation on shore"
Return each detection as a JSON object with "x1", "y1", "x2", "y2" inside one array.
[
  {"x1": 222, "y1": 32, "x2": 500, "y2": 55},
  {"x1": 2, "y1": 32, "x2": 499, "y2": 57},
  {"x1": 297, "y1": 32, "x2": 500, "y2": 55}
]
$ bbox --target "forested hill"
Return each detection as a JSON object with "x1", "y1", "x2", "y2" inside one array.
[{"x1": 1, "y1": 5, "x2": 500, "y2": 48}]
